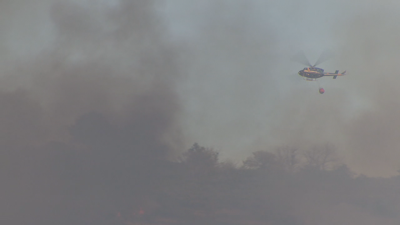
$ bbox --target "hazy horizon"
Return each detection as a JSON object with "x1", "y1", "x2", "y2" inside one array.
[{"x1": 1, "y1": 1, "x2": 400, "y2": 224}]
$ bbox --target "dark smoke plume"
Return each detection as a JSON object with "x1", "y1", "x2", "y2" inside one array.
[
  {"x1": 0, "y1": 1, "x2": 183, "y2": 224},
  {"x1": 2, "y1": 1, "x2": 400, "y2": 225}
]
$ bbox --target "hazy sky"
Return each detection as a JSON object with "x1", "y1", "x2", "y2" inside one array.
[
  {"x1": 1, "y1": 0, "x2": 400, "y2": 177},
  {"x1": 5, "y1": 1, "x2": 400, "y2": 224},
  {"x1": 159, "y1": 1, "x2": 400, "y2": 176}
]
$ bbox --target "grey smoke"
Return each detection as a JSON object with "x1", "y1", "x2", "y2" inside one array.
[
  {"x1": 0, "y1": 1, "x2": 182, "y2": 224},
  {"x1": 1, "y1": 0, "x2": 400, "y2": 225}
]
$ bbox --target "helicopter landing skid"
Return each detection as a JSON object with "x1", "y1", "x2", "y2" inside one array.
[{"x1": 304, "y1": 78, "x2": 317, "y2": 81}]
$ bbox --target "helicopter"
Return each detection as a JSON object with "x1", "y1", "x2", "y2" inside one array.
[{"x1": 292, "y1": 51, "x2": 346, "y2": 94}]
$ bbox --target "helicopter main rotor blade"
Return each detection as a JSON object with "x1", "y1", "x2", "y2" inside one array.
[
  {"x1": 313, "y1": 50, "x2": 335, "y2": 67},
  {"x1": 291, "y1": 51, "x2": 312, "y2": 67}
]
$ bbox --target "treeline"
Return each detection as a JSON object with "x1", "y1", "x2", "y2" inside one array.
[{"x1": 111, "y1": 143, "x2": 400, "y2": 225}]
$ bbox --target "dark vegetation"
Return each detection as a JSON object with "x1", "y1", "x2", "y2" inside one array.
[{"x1": 72, "y1": 141, "x2": 398, "y2": 225}]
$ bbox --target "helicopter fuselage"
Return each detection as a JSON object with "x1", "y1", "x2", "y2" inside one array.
[
  {"x1": 298, "y1": 67, "x2": 325, "y2": 79},
  {"x1": 292, "y1": 51, "x2": 346, "y2": 93}
]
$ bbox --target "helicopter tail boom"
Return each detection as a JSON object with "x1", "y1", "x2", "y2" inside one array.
[{"x1": 324, "y1": 70, "x2": 346, "y2": 78}]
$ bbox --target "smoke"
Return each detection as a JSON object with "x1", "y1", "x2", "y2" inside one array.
[
  {"x1": 174, "y1": 0, "x2": 400, "y2": 177},
  {"x1": 2, "y1": 0, "x2": 400, "y2": 224},
  {"x1": 169, "y1": 1, "x2": 400, "y2": 224},
  {"x1": 0, "y1": 0, "x2": 184, "y2": 224},
  {"x1": 332, "y1": 5, "x2": 400, "y2": 177}
]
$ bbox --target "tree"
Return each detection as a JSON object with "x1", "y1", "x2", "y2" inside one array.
[
  {"x1": 242, "y1": 151, "x2": 280, "y2": 170},
  {"x1": 181, "y1": 143, "x2": 219, "y2": 172},
  {"x1": 275, "y1": 147, "x2": 300, "y2": 173},
  {"x1": 303, "y1": 143, "x2": 341, "y2": 170}
]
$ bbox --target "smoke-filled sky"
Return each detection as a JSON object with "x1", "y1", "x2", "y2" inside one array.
[
  {"x1": 160, "y1": 1, "x2": 400, "y2": 177},
  {"x1": 1, "y1": 0, "x2": 400, "y2": 176},
  {"x1": 2, "y1": 0, "x2": 400, "y2": 224}
]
